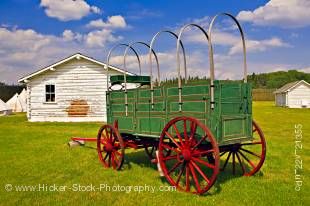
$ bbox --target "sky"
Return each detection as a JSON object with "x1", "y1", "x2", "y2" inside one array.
[{"x1": 0, "y1": 0, "x2": 309, "y2": 84}]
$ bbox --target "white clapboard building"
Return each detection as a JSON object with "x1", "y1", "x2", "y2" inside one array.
[
  {"x1": 274, "y1": 80, "x2": 310, "y2": 108},
  {"x1": 18, "y1": 53, "x2": 134, "y2": 122}
]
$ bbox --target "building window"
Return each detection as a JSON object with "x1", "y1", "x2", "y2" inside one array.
[{"x1": 45, "y1": 84, "x2": 55, "y2": 102}]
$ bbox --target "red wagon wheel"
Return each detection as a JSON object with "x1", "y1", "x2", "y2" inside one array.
[
  {"x1": 158, "y1": 116, "x2": 220, "y2": 195},
  {"x1": 97, "y1": 124, "x2": 125, "y2": 170},
  {"x1": 220, "y1": 120, "x2": 266, "y2": 176}
]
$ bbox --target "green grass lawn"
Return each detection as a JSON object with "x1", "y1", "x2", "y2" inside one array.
[{"x1": 0, "y1": 102, "x2": 309, "y2": 206}]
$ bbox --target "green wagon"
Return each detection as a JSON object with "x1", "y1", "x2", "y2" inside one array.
[{"x1": 72, "y1": 13, "x2": 266, "y2": 195}]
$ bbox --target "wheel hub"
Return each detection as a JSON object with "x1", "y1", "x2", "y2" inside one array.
[
  {"x1": 104, "y1": 142, "x2": 113, "y2": 152},
  {"x1": 182, "y1": 149, "x2": 192, "y2": 161},
  {"x1": 229, "y1": 143, "x2": 241, "y2": 152}
]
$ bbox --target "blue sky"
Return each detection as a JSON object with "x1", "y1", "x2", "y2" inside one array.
[{"x1": 0, "y1": 0, "x2": 309, "y2": 83}]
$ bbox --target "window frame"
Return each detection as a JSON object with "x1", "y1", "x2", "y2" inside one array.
[{"x1": 45, "y1": 84, "x2": 56, "y2": 103}]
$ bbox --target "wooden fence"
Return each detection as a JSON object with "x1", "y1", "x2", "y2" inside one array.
[{"x1": 252, "y1": 89, "x2": 275, "y2": 101}]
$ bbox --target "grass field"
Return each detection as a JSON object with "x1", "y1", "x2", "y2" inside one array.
[{"x1": 0, "y1": 102, "x2": 309, "y2": 206}]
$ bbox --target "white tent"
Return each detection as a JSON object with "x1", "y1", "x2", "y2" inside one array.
[
  {"x1": 19, "y1": 89, "x2": 27, "y2": 112},
  {"x1": 0, "y1": 98, "x2": 12, "y2": 116},
  {"x1": 6, "y1": 93, "x2": 24, "y2": 112}
]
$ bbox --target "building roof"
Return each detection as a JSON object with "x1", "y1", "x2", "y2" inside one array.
[
  {"x1": 18, "y1": 53, "x2": 133, "y2": 83},
  {"x1": 274, "y1": 80, "x2": 310, "y2": 94}
]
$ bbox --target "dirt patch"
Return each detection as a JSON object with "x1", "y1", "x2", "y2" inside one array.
[{"x1": 66, "y1": 100, "x2": 90, "y2": 116}]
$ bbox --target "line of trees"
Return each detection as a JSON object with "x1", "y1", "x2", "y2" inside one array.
[
  {"x1": 160, "y1": 70, "x2": 309, "y2": 88},
  {"x1": 248, "y1": 70, "x2": 310, "y2": 88},
  {"x1": 0, "y1": 82, "x2": 25, "y2": 102}
]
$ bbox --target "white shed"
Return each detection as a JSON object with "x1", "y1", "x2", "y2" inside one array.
[
  {"x1": 18, "y1": 53, "x2": 135, "y2": 122},
  {"x1": 274, "y1": 80, "x2": 310, "y2": 108}
]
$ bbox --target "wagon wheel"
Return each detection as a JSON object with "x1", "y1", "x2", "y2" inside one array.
[
  {"x1": 97, "y1": 124, "x2": 125, "y2": 170},
  {"x1": 158, "y1": 116, "x2": 220, "y2": 195},
  {"x1": 220, "y1": 120, "x2": 266, "y2": 176},
  {"x1": 144, "y1": 139, "x2": 172, "y2": 160}
]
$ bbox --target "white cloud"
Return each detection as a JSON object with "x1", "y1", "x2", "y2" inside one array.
[
  {"x1": 0, "y1": 28, "x2": 51, "y2": 53},
  {"x1": 0, "y1": 26, "x2": 125, "y2": 83},
  {"x1": 229, "y1": 37, "x2": 291, "y2": 55},
  {"x1": 185, "y1": 30, "x2": 290, "y2": 55},
  {"x1": 237, "y1": 0, "x2": 310, "y2": 28},
  {"x1": 178, "y1": 15, "x2": 290, "y2": 55},
  {"x1": 62, "y1": 30, "x2": 82, "y2": 41},
  {"x1": 40, "y1": 0, "x2": 101, "y2": 21},
  {"x1": 84, "y1": 29, "x2": 122, "y2": 48},
  {"x1": 87, "y1": 15, "x2": 127, "y2": 29}
]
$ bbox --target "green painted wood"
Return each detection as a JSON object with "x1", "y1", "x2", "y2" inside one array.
[
  {"x1": 110, "y1": 75, "x2": 151, "y2": 85},
  {"x1": 107, "y1": 80, "x2": 253, "y2": 146}
]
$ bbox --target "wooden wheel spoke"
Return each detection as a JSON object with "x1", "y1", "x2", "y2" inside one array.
[
  {"x1": 101, "y1": 138, "x2": 108, "y2": 144},
  {"x1": 111, "y1": 153, "x2": 116, "y2": 169},
  {"x1": 193, "y1": 149, "x2": 214, "y2": 157},
  {"x1": 162, "y1": 155, "x2": 178, "y2": 161},
  {"x1": 220, "y1": 151, "x2": 228, "y2": 157},
  {"x1": 188, "y1": 163, "x2": 201, "y2": 193},
  {"x1": 165, "y1": 131, "x2": 182, "y2": 149},
  {"x1": 232, "y1": 152, "x2": 236, "y2": 175},
  {"x1": 101, "y1": 133, "x2": 108, "y2": 140},
  {"x1": 221, "y1": 151, "x2": 232, "y2": 171},
  {"x1": 112, "y1": 151, "x2": 119, "y2": 161},
  {"x1": 190, "y1": 121, "x2": 197, "y2": 140},
  {"x1": 240, "y1": 148, "x2": 261, "y2": 158},
  {"x1": 103, "y1": 153, "x2": 108, "y2": 161},
  {"x1": 168, "y1": 161, "x2": 182, "y2": 175},
  {"x1": 172, "y1": 124, "x2": 184, "y2": 146},
  {"x1": 175, "y1": 163, "x2": 185, "y2": 185},
  {"x1": 108, "y1": 154, "x2": 112, "y2": 167},
  {"x1": 192, "y1": 157, "x2": 215, "y2": 169},
  {"x1": 162, "y1": 143, "x2": 179, "y2": 153},
  {"x1": 183, "y1": 119, "x2": 189, "y2": 141},
  {"x1": 235, "y1": 152, "x2": 246, "y2": 174},
  {"x1": 109, "y1": 129, "x2": 113, "y2": 142},
  {"x1": 114, "y1": 150, "x2": 122, "y2": 157},
  {"x1": 190, "y1": 161, "x2": 210, "y2": 184},
  {"x1": 238, "y1": 151, "x2": 256, "y2": 169},
  {"x1": 193, "y1": 135, "x2": 208, "y2": 148}
]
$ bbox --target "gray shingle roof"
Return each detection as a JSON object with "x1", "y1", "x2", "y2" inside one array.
[{"x1": 274, "y1": 80, "x2": 309, "y2": 93}]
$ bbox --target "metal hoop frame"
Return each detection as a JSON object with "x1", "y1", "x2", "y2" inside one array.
[
  {"x1": 106, "y1": 43, "x2": 141, "y2": 92},
  {"x1": 176, "y1": 23, "x2": 210, "y2": 111},
  {"x1": 149, "y1": 30, "x2": 187, "y2": 109},
  {"x1": 106, "y1": 13, "x2": 247, "y2": 113},
  {"x1": 123, "y1": 41, "x2": 160, "y2": 116},
  {"x1": 208, "y1": 13, "x2": 248, "y2": 109}
]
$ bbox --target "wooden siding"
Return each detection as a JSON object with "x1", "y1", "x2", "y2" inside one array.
[
  {"x1": 27, "y1": 58, "x2": 124, "y2": 122},
  {"x1": 287, "y1": 83, "x2": 310, "y2": 108}
]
